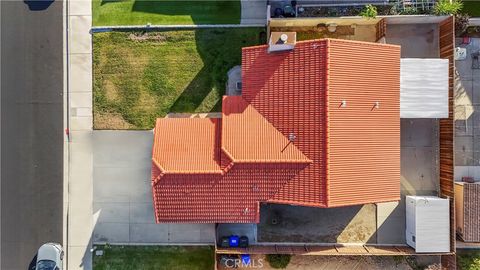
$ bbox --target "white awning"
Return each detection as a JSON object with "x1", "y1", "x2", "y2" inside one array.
[{"x1": 400, "y1": 58, "x2": 449, "y2": 118}]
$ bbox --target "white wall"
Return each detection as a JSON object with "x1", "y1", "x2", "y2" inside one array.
[{"x1": 383, "y1": 15, "x2": 449, "y2": 25}]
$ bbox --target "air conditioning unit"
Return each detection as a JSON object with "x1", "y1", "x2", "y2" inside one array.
[{"x1": 405, "y1": 196, "x2": 450, "y2": 253}]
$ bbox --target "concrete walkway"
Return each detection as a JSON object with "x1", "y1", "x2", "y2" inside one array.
[
  {"x1": 241, "y1": 0, "x2": 267, "y2": 25},
  {"x1": 67, "y1": 0, "x2": 93, "y2": 269},
  {"x1": 92, "y1": 131, "x2": 215, "y2": 244}
]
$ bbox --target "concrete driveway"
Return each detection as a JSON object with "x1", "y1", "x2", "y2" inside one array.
[{"x1": 92, "y1": 131, "x2": 215, "y2": 244}]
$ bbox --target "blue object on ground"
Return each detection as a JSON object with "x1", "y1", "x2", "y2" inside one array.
[
  {"x1": 241, "y1": 254, "x2": 251, "y2": 265},
  {"x1": 229, "y1": 235, "x2": 240, "y2": 247},
  {"x1": 24, "y1": 0, "x2": 55, "y2": 11}
]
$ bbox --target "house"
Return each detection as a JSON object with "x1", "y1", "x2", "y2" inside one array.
[
  {"x1": 150, "y1": 14, "x2": 456, "y2": 269},
  {"x1": 151, "y1": 38, "x2": 402, "y2": 223}
]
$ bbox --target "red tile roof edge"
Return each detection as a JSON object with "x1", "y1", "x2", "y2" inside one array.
[
  {"x1": 222, "y1": 145, "x2": 313, "y2": 164},
  {"x1": 242, "y1": 38, "x2": 401, "y2": 52}
]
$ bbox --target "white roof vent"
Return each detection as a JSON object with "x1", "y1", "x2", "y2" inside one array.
[{"x1": 268, "y1": 32, "x2": 296, "y2": 53}]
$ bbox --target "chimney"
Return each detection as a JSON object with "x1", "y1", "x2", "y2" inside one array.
[{"x1": 268, "y1": 32, "x2": 296, "y2": 53}]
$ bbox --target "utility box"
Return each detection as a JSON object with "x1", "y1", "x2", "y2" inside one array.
[{"x1": 405, "y1": 196, "x2": 450, "y2": 253}]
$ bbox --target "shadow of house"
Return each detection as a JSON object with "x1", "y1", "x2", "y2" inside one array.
[
  {"x1": 131, "y1": 0, "x2": 241, "y2": 25},
  {"x1": 169, "y1": 28, "x2": 266, "y2": 113},
  {"x1": 257, "y1": 203, "x2": 378, "y2": 244}
]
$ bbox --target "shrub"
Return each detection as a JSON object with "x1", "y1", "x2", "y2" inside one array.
[
  {"x1": 266, "y1": 254, "x2": 291, "y2": 269},
  {"x1": 457, "y1": 251, "x2": 480, "y2": 270},
  {"x1": 360, "y1": 4, "x2": 378, "y2": 18},
  {"x1": 456, "y1": 13, "x2": 470, "y2": 36},
  {"x1": 433, "y1": 0, "x2": 463, "y2": 15}
]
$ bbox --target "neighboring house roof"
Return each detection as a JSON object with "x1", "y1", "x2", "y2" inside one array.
[{"x1": 151, "y1": 39, "x2": 401, "y2": 223}]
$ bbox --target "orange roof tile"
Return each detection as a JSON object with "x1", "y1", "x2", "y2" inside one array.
[
  {"x1": 222, "y1": 96, "x2": 311, "y2": 164},
  {"x1": 151, "y1": 38, "x2": 401, "y2": 223},
  {"x1": 152, "y1": 118, "x2": 221, "y2": 174},
  {"x1": 327, "y1": 39, "x2": 401, "y2": 206}
]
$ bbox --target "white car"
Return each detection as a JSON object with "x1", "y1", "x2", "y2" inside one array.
[{"x1": 35, "y1": 243, "x2": 64, "y2": 270}]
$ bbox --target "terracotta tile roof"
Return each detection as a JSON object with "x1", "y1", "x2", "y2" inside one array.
[
  {"x1": 242, "y1": 40, "x2": 329, "y2": 206},
  {"x1": 152, "y1": 118, "x2": 221, "y2": 174},
  {"x1": 327, "y1": 39, "x2": 401, "y2": 206},
  {"x1": 151, "y1": 38, "x2": 401, "y2": 223},
  {"x1": 222, "y1": 96, "x2": 311, "y2": 164}
]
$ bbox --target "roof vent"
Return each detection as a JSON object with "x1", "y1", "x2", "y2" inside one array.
[
  {"x1": 327, "y1": 23, "x2": 337, "y2": 33},
  {"x1": 268, "y1": 32, "x2": 296, "y2": 53},
  {"x1": 289, "y1": 133, "x2": 296, "y2": 142}
]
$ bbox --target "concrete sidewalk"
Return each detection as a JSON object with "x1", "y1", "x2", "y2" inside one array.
[
  {"x1": 92, "y1": 131, "x2": 215, "y2": 244},
  {"x1": 241, "y1": 0, "x2": 267, "y2": 25},
  {"x1": 67, "y1": 0, "x2": 93, "y2": 269}
]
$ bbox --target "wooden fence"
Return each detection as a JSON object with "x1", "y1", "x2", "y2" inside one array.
[{"x1": 438, "y1": 15, "x2": 456, "y2": 270}]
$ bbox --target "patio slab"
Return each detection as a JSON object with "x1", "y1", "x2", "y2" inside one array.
[
  {"x1": 386, "y1": 24, "x2": 439, "y2": 58},
  {"x1": 455, "y1": 38, "x2": 480, "y2": 167}
]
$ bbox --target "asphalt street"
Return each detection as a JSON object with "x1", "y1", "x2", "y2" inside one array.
[{"x1": 1, "y1": 1, "x2": 64, "y2": 269}]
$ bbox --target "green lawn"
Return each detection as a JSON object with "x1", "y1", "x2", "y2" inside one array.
[
  {"x1": 93, "y1": 245, "x2": 214, "y2": 270},
  {"x1": 92, "y1": 0, "x2": 241, "y2": 26},
  {"x1": 462, "y1": 1, "x2": 480, "y2": 16},
  {"x1": 93, "y1": 28, "x2": 265, "y2": 129}
]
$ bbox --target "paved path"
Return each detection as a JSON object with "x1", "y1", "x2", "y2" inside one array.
[
  {"x1": 241, "y1": 0, "x2": 267, "y2": 25},
  {"x1": 67, "y1": 0, "x2": 94, "y2": 269},
  {"x1": 1, "y1": 1, "x2": 64, "y2": 269},
  {"x1": 92, "y1": 131, "x2": 215, "y2": 245}
]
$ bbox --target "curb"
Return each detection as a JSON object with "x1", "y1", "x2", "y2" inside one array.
[{"x1": 91, "y1": 24, "x2": 266, "y2": 33}]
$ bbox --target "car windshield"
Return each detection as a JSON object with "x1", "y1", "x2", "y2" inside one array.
[{"x1": 36, "y1": 260, "x2": 56, "y2": 270}]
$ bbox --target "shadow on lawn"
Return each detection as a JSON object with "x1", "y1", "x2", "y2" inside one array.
[
  {"x1": 100, "y1": 0, "x2": 123, "y2": 6},
  {"x1": 169, "y1": 28, "x2": 266, "y2": 113},
  {"x1": 130, "y1": 0, "x2": 241, "y2": 25}
]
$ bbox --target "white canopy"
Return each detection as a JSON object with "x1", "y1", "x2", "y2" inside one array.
[{"x1": 400, "y1": 58, "x2": 449, "y2": 118}]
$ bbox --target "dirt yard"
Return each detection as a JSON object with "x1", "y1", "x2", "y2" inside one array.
[{"x1": 258, "y1": 204, "x2": 377, "y2": 243}]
